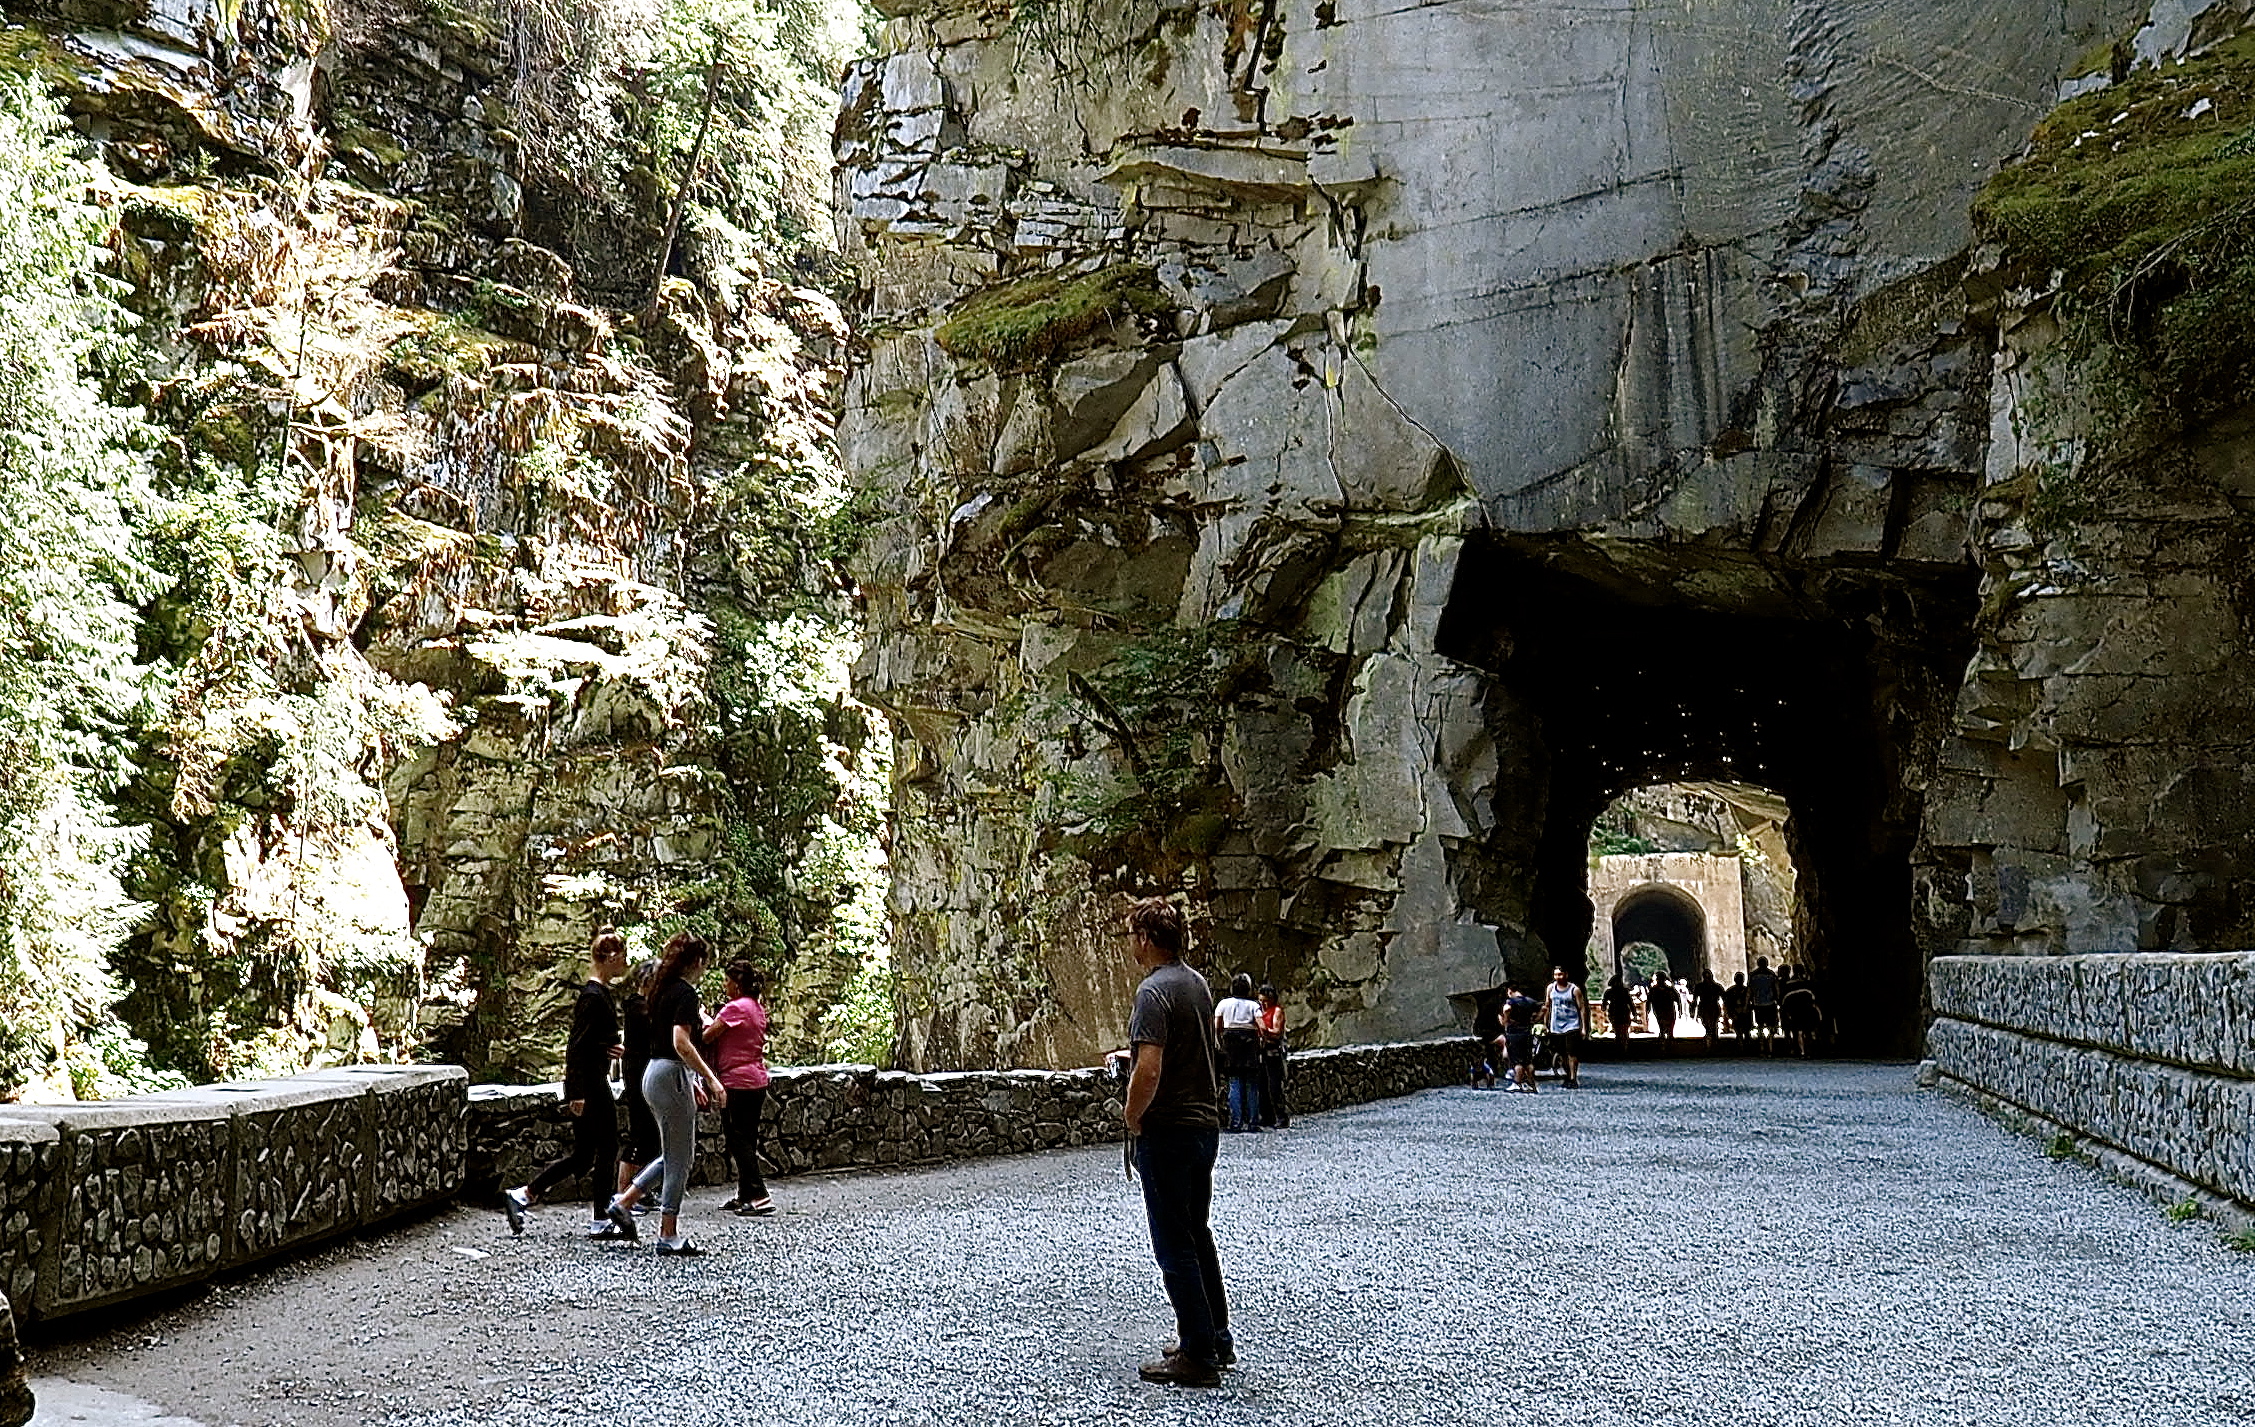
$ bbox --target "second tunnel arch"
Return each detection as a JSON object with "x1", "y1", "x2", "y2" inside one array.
[{"x1": 1432, "y1": 537, "x2": 1977, "y2": 1056}]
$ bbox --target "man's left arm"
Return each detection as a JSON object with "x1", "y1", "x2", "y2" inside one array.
[{"x1": 1124, "y1": 1042, "x2": 1162, "y2": 1135}]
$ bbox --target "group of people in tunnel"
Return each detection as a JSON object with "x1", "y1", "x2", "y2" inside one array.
[
  {"x1": 1599, "y1": 955, "x2": 1826, "y2": 1054},
  {"x1": 1474, "y1": 956, "x2": 1826, "y2": 1085}
]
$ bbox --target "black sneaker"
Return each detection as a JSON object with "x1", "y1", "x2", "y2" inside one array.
[
  {"x1": 603, "y1": 1200, "x2": 639, "y2": 1243},
  {"x1": 501, "y1": 1189, "x2": 528, "y2": 1236},
  {"x1": 655, "y1": 1238, "x2": 702, "y2": 1257},
  {"x1": 1139, "y1": 1353, "x2": 1221, "y2": 1388},
  {"x1": 1164, "y1": 1339, "x2": 1236, "y2": 1367}
]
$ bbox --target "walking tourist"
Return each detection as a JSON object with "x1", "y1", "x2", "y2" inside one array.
[
  {"x1": 1647, "y1": 972, "x2": 1681, "y2": 1041},
  {"x1": 1121, "y1": 898, "x2": 1232, "y2": 1387},
  {"x1": 1214, "y1": 973, "x2": 1265, "y2": 1132},
  {"x1": 1749, "y1": 956, "x2": 1781, "y2": 1052},
  {"x1": 1782, "y1": 967, "x2": 1822, "y2": 1058},
  {"x1": 1694, "y1": 970, "x2": 1725, "y2": 1049},
  {"x1": 615, "y1": 956, "x2": 662, "y2": 1204},
  {"x1": 1501, "y1": 982, "x2": 1540, "y2": 1092},
  {"x1": 1546, "y1": 967, "x2": 1588, "y2": 1087},
  {"x1": 1724, "y1": 971, "x2": 1751, "y2": 1044},
  {"x1": 1603, "y1": 973, "x2": 1632, "y2": 1041},
  {"x1": 605, "y1": 933, "x2": 728, "y2": 1255},
  {"x1": 501, "y1": 929, "x2": 628, "y2": 1237},
  {"x1": 704, "y1": 960, "x2": 775, "y2": 1216},
  {"x1": 1256, "y1": 983, "x2": 1290, "y2": 1128}
]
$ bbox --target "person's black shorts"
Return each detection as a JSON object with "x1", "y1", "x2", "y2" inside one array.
[
  {"x1": 1754, "y1": 1004, "x2": 1781, "y2": 1030},
  {"x1": 1503, "y1": 1031, "x2": 1534, "y2": 1067},
  {"x1": 1548, "y1": 1029, "x2": 1582, "y2": 1058}
]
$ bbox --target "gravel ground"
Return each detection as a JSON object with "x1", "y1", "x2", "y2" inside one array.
[{"x1": 30, "y1": 1060, "x2": 2255, "y2": 1427}]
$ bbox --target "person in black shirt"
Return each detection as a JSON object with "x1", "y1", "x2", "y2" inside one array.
[
  {"x1": 502, "y1": 930, "x2": 628, "y2": 1236},
  {"x1": 1693, "y1": 971, "x2": 1726, "y2": 1049},
  {"x1": 614, "y1": 957, "x2": 662, "y2": 1203},
  {"x1": 606, "y1": 933, "x2": 727, "y2": 1255},
  {"x1": 1501, "y1": 983, "x2": 1541, "y2": 1092},
  {"x1": 1648, "y1": 973, "x2": 1682, "y2": 1040},
  {"x1": 1602, "y1": 974, "x2": 1633, "y2": 1042}
]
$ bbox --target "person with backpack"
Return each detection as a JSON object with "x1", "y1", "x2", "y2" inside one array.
[
  {"x1": 1213, "y1": 973, "x2": 1265, "y2": 1132},
  {"x1": 1724, "y1": 970, "x2": 1752, "y2": 1044},
  {"x1": 501, "y1": 929, "x2": 628, "y2": 1238},
  {"x1": 1748, "y1": 956, "x2": 1782, "y2": 1052}
]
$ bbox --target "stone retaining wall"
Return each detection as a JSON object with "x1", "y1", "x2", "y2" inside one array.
[
  {"x1": 1927, "y1": 953, "x2": 2255, "y2": 1212},
  {"x1": 0, "y1": 1039, "x2": 1470, "y2": 1323},
  {"x1": 0, "y1": 1065, "x2": 464, "y2": 1325},
  {"x1": 465, "y1": 1038, "x2": 1480, "y2": 1201}
]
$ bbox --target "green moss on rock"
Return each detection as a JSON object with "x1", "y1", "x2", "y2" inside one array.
[
  {"x1": 934, "y1": 262, "x2": 1169, "y2": 370},
  {"x1": 1974, "y1": 32, "x2": 2255, "y2": 421}
]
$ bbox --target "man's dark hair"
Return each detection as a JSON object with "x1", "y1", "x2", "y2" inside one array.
[
  {"x1": 1230, "y1": 972, "x2": 1254, "y2": 999},
  {"x1": 591, "y1": 929, "x2": 628, "y2": 964},
  {"x1": 1127, "y1": 898, "x2": 1186, "y2": 957}
]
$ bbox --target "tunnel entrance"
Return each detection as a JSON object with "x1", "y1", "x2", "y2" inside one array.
[
  {"x1": 1436, "y1": 538, "x2": 1976, "y2": 1056},
  {"x1": 1611, "y1": 888, "x2": 1705, "y2": 981}
]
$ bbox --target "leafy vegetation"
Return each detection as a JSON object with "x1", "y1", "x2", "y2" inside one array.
[
  {"x1": 935, "y1": 263, "x2": 1170, "y2": 370},
  {"x1": 0, "y1": 75, "x2": 173, "y2": 1098},
  {"x1": 1974, "y1": 32, "x2": 2255, "y2": 433},
  {"x1": 1051, "y1": 621, "x2": 1255, "y2": 867}
]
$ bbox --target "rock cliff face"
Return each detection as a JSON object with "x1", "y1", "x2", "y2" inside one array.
[
  {"x1": 840, "y1": 0, "x2": 2254, "y2": 1068},
  {"x1": 3, "y1": 0, "x2": 876, "y2": 1086}
]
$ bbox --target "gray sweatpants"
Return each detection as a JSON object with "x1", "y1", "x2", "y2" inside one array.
[{"x1": 628, "y1": 1059, "x2": 697, "y2": 1215}]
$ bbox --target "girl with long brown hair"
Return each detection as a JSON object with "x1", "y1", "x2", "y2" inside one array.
[{"x1": 604, "y1": 932, "x2": 727, "y2": 1254}]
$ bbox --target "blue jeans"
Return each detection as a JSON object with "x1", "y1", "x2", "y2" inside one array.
[
  {"x1": 1226, "y1": 1074, "x2": 1261, "y2": 1130},
  {"x1": 1133, "y1": 1125, "x2": 1230, "y2": 1364}
]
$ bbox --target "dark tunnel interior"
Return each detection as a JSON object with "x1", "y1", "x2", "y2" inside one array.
[{"x1": 1435, "y1": 539, "x2": 1978, "y2": 1056}]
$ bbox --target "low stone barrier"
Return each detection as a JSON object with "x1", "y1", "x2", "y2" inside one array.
[
  {"x1": 1928, "y1": 953, "x2": 2255, "y2": 1214},
  {"x1": 0, "y1": 1065, "x2": 464, "y2": 1325},
  {"x1": 463, "y1": 1038, "x2": 1480, "y2": 1202},
  {"x1": 0, "y1": 1038, "x2": 1470, "y2": 1324}
]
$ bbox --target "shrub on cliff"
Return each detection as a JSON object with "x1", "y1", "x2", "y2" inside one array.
[{"x1": 0, "y1": 75, "x2": 169, "y2": 1097}]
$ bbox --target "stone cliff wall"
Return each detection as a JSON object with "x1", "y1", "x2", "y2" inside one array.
[
  {"x1": 0, "y1": 0, "x2": 880, "y2": 1088},
  {"x1": 0, "y1": 1040, "x2": 1469, "y2": 1325},
  {"x1": 839, "y1": 0, "x2": 2241, "y2": 1068}
]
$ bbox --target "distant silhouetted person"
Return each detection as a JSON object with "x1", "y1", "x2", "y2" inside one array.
[
  {"x1": 1694, "y1": 971, "x2": 1725, "y2": 1048},
  {"x1": 1603, "y1": 974, "x2": 1632, "y2": 1042},
  {"x1": 1782, "y1": 966, "x2": 1821, "y2": 1058},
  {"x1": 1724, "y1": 971, "x2": 1752, "y2": 1044},
  {"x1": 1748, "y1": 956, "x2": 1781, "y2": 1052},
  {"x1": 1647, "y1": 973, "x2": 1681, "y2": 1040}
]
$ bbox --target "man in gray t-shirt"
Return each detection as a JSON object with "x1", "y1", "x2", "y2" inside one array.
[{"x1": 1120, "y1": 898, "x2": 1230, "y2": 1387}]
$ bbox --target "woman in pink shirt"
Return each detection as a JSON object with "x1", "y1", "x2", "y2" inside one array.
[{"x1": 702, "y1": 960, "x2": 775, "y2": 1216}]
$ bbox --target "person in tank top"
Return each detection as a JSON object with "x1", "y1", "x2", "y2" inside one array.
[{"x1": 1546, "y1": 967, "x2": 1588, "y2": 1088}]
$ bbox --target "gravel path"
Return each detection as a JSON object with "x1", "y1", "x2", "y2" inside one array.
[{"x1": 31, "y1": 1060, "x2": 2255, "y2": 1427}]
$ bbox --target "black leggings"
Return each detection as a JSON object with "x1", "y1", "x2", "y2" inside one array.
[
  {"x1": 527, "y1": 1088, "x2": 618, "y2": 1218},
  {"x1": 724, "y1": 1085, "x2": 768, "y2": 1202}
]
